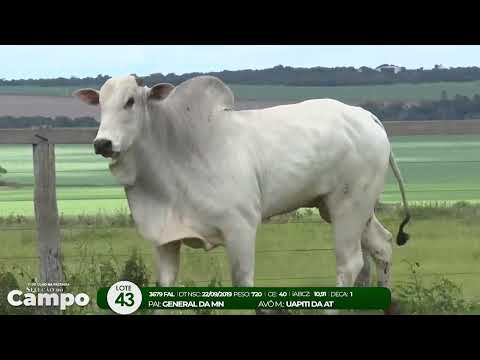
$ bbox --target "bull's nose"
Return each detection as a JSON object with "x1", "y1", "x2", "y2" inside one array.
[{"x1": 93, "y1": 139, "x2": 113, "y2": 156}]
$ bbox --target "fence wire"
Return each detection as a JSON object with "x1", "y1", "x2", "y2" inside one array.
[
  {"x1": 0, "y1": 247, "x2": 336, "y2": 262},
  {"x1": 0, "y1": 220, "x2": 327, "y2": 231},
  {"x1": 36, "y1": 271, "x2": 480, "y2": 289},
  {"x1": 1, "y1": 222, "x2": 479, "y2": 285}
]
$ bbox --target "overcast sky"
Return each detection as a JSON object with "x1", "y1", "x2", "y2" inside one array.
[{"x1": 1, "y1": 45, "x2": 480, "y2": 80}]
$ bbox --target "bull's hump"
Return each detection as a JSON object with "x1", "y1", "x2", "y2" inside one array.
[{"x1": 171, "y1": 75, "x2": 234, "y2": 112}]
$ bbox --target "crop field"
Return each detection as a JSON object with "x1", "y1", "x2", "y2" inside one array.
[
  {"x1": 2, "y1": 80, "x2": 480, "y2": 105},
  {"x1": 1, "y1": 134, "x2": 480, "y2": 216}
]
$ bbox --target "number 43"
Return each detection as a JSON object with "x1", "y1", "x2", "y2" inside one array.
[{"x1": 115, "y1": 292, "x2": 134, "y2": 307}]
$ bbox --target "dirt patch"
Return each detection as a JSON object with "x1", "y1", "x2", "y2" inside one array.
[
  {"x1": 0, "y1": 95, "x2": 291, "y2": 120},
  {"x1": 0, "y1": 95, "x2": 100, "y2": 119},
  {"x1": 0, "y1": 95, "x2": 479, "y2": 135}
]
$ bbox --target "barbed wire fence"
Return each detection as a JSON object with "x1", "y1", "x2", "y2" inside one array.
[
  {"x1": 2, "y1": 124, "x2": 480, "y2": 313},
  {"x1": 1, "y1": 220, "x2": 480, "y2": 289}
]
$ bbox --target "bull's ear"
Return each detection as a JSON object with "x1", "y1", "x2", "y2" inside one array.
[
  {"x1": 73, "y1": 88, "x2": 100, "y2": 106},
  {"x1": 148, "y1": 83, "x2": 174, "y2": 101}
]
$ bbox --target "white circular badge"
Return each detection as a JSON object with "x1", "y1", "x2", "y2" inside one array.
[{"x1": 107, "y1": 281, "x2": 142, "y2": 315}]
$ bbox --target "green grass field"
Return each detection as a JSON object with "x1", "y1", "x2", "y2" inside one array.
[
  {"x1": 1, "y1": 208, "x2": 479, "y2": 314},
  {"x1": 1, "y1": 134, "x2": 480, "y2": 216},
  {"x1": 2, "y1": 80, "x2": 480, "y2": 103}
]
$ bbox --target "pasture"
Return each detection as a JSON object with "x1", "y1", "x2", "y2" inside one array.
[
  {"x1": 1, "y1": 133, "x2": 480, "y2": 314},
  {"x1": 2, "y1": 80, "x2": 480, "y2": 104},
  {"x1": 1, "y1": 206, "x2": 479, "y2": 314}
]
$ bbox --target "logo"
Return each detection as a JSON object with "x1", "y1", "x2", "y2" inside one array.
[
  {"x1": 7, "y1": 282, "x2": 90, "y2": 310},
  {"x1": 107, "y1": 281, "x2": 142, "y2": 315}
]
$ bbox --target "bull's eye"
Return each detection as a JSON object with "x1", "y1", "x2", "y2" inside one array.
[{"x1": 125, "y1": 97, "x2": 135, "y2": 109}]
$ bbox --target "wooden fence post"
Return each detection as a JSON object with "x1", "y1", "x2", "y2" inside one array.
[{"x1": 32, "y1": 139, "x2": 63, "y2": 287}]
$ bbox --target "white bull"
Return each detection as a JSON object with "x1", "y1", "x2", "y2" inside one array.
[{"x1": 74, "y1": 75, "x2": 411, "y2": 312}]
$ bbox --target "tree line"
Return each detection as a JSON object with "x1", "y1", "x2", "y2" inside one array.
[
  {"x1": 3, "y1": 93, "x2": 480, "y2": 128},
  {"x1": 5, "y1": 65, "x2": 480, "y2": 87}
]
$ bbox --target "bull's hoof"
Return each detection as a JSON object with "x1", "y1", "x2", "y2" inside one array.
[
  {"x1": 256, "y1": 308, "x2": 290, "y2": 315},
  {"x1": 384, "y1": 300, "x2": 402, "y2": 315}
]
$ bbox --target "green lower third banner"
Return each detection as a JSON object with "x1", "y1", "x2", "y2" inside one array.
[{"x1": 97, "y1": 287, "x2": 391, "y2": 311}]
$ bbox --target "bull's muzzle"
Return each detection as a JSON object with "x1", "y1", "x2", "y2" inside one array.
[{"x1": 93, "y1": 138, "x2": 114, "y2": 158}]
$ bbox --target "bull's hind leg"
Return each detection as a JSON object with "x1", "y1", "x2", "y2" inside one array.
[
  {"x1": 354, "y1": 248, "x2": 373, "y2": 287},
  {"x1": 329, "y1": 200, "x2": 372, "y2": 288},
  {"x1": 362, "y1": 213, "x2": 393, "y2": 289},
  {"x1": 362, "y1": 213, "x2": 402, "y2": 314},
  {"x1": 318, "y1": 198, "x2": 372, "y2": 288},
  {"x1": 319, "y1": 191, "x2": 376, "y2": 316}
]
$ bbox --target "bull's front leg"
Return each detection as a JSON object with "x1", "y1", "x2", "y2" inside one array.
[
  {"x1": 153, "y1": 241, "x2": 181, "y2": 287},
  {"x1": 223, "y1": 221, "x2": 257, "y2": 287},
  {"x1": 152, "y1": 241, "x2": 181, "y2": 315},
  {"x1": 223, "y1": 218, "x2": 288, "y2": 315}
]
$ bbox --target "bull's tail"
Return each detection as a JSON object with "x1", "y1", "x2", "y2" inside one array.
[
  {"x1": 389, "y1": 151, "x2": 411, "y2": 246},
  {"x1": 370, "y1": 112, "x2": 411, "y2": 245}
]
